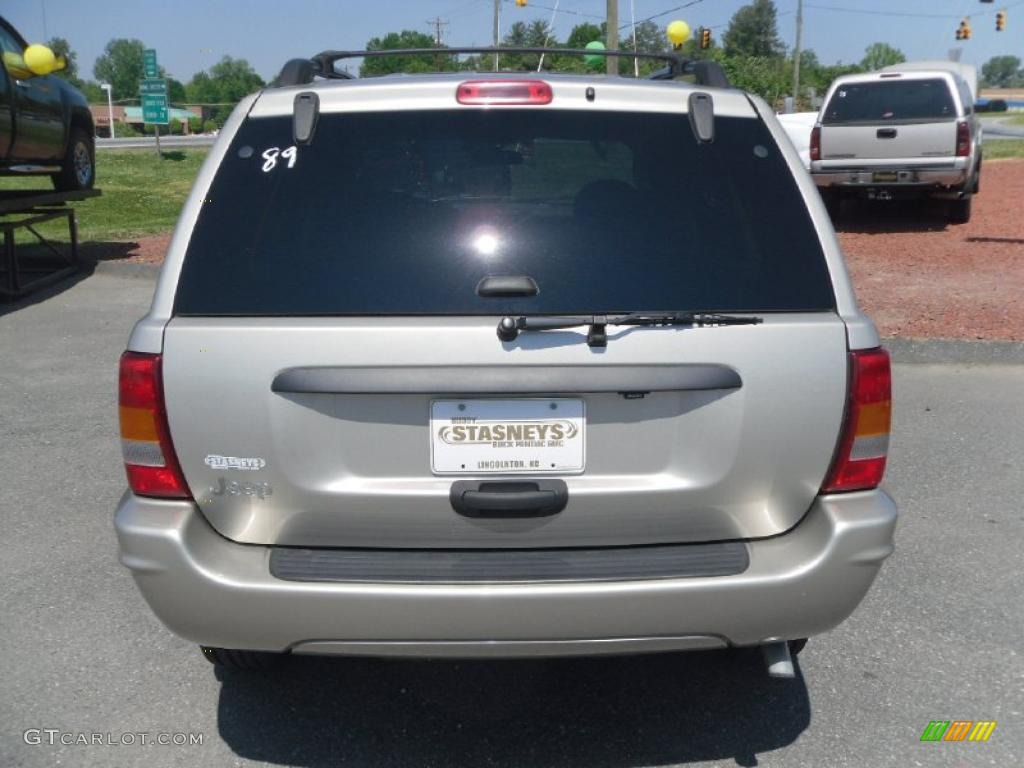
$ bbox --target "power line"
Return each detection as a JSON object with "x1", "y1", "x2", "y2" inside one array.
[{"x1": 805, "y1": 1, "x2": 1024, "y2": 20}]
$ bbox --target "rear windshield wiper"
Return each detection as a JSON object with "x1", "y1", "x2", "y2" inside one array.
[{"x1": 497, "y1": 312, "x2": 763, "y2": 347}]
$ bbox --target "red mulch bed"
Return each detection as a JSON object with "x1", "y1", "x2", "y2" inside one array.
[
  {"x1": 836, "y1": 159, "x2": 1024, "y2": 341},
  {"x1": 90, "y1": 160, "x2": 1024, "y2": 341}
]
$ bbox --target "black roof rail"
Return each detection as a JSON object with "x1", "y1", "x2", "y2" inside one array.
[{"x1": 272, "y1": 47, "x2": 731, "y2": 89}]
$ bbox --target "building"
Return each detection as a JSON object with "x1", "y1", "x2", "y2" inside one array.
[{"x1": 89, "y1": 104, "x2": 208, "y2": 137}]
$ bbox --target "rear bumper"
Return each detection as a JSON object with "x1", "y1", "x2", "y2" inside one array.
[
  {"x1": 115, "y1": 490, "x2": 897, "y2": 658},
  {"x1": 812, "y1": 167, "x2": 968, "y2": 190}
]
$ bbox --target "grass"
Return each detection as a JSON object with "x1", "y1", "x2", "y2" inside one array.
[
  {"x1": 0, "y1": 148, "x2": 207, "y2": 242},
  {"x1": 985, "y1": 139, "x2": 1024, "y2": 160}
]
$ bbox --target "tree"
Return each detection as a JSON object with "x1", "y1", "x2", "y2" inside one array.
[
  {"x1": 723, "y1": 0, "x2": 785, "y2": 59},
  {"x1": 499, "y1": 19, "x2": 555, "y2": 71},
  {"x1": 185, "y1": 57, "x2": 264, "y2": 121},
  {"x1": 361, "y1": 30, "x2": 456, "y2": 76},
  {"x1": 166, "y1": 77, "x2": 187, "y2": 104},
  {"x1": 981, "y1": 55, "x2": 1023, "y2": 88},
  {"x1": 46, "y1": 37, "x2": 79, "y2": 83},
  {"x1": 93, "y1": 38, "x2": 146, "y2": 104},
  {"x1": 860, "y1": 43, "x2": 905, "y2": 72}
]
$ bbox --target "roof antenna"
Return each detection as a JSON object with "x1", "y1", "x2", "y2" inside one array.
[{"x1": 293, "y1": 92, "x2": 320, "y2": 145}]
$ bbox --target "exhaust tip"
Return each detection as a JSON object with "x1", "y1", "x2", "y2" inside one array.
[{"x1": 761, "y1": 641, "x2": 796, "y2": 679}]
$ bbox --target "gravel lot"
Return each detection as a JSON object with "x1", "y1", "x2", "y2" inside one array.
[
  {"x1": 838, "y1": 159, "x2": 1024, "y2": 341},
  {"x1": 1, "y1": 272, "x2": 1022, "y2": 768}
]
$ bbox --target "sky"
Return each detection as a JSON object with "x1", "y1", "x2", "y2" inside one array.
[{"x1": 4, "y1": 0, "x2": 1022, "y2": 90}]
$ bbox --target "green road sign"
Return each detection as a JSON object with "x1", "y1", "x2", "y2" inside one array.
[
  {"x1": 140, "y1": 78, "x2": 167, "y2": 96},
  {"x1": 142, "y1": 94, "x2": 169, "y2": 124},
  {"x1": 143, "y1": 49, "x2": 159, "y2": 79},
  {"x1": 140, "y1": 78, "x2": 169, "y2": 124}
]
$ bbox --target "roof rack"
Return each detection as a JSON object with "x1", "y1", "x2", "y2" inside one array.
[{"x1": 273, "y1": 47, "x2": 731, "y2": 89}]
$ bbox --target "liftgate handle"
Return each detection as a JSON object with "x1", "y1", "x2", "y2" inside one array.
[{"x1": 449, "y1": 480, "x2": 569, "y2": 517}]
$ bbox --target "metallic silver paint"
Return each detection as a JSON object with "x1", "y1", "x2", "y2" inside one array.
[{"x1": 114, "y1": 489, "x2": 897, "y2": 654}]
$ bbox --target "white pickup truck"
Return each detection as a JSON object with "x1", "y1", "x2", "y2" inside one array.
[{"x1": 810, "y1": 62, "x2": 981, "y2": 223}]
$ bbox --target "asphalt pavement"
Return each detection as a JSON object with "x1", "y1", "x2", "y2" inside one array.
[{"x1": 1, "y1": 271, "x2": 1022, "y2": 768}]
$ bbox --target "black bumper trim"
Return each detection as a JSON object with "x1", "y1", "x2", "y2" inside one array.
[{"x1": 269, "y1": 541, "x2": 750, "y2": 584}]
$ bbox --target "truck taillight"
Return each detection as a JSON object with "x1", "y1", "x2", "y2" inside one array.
[
  {"x1": 810, "y1": 125, "x2": 822, "y2": 162},
  {"x1": 118, "y1": 352, "x2": 191, "y2": 499},
  {"x1": 955, "y1": 120, "x2": 970, "y2": 157},
  {"x1": 822, "y1": 348, "x2": 891, "y2": 493},
  {"x1": 456, "y1": 80, "x2": 553, "y2": 105}
]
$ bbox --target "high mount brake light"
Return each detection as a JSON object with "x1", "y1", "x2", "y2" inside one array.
[
  {"x1": 822, "y1": 347, "x2": 892, "y2": 493},
  {"x1": 456, "y1": 80, "x2": 553, "y2": 106},
  {"x1": 119, "y1": 352, "x2": 191, "y2": 499}
]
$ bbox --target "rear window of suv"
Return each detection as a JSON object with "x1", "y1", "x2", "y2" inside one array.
[
  {"x1": 174, "y1": 108, "x2": 834, "y2": 316},
  {"x1": 823, "y1": 78, "x2": 956, "y2": 124}
]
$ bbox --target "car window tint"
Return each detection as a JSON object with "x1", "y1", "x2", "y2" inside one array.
[
  {"x1": 175, "y1": 110, "x2": 834, "y2": 316},
  {"x1": 823, "y1": 79, "x2": 956, "y2": 124}
]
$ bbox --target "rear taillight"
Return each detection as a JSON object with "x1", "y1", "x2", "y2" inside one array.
[
  {"x1": 119, "y1": 352, "x2": 191, "y2": 498},
  {"x1": 456, "y1": 80, "x2": 553, "y2": 106},
  {"x1": 955, "y1": 120, "x2": 970, "y2": 157},
  {"x1": 810, "y1": 125, "x2": 822, "y2": 162},
  {"x1": 822, "y1": 347, "x2": 891, "y2": 493}
]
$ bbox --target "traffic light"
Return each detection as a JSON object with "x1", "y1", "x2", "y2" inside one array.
[
  {"x1": 956, "y1": 18, "x2": 971, "y2": 40},
  {"x1": 996, "y1": 10, "x2": 1006, "y2": 31},
  {"x1": 515, "y1": 0, "x2": 527, "y2": 7},
  {"x1": 700, "y1": 28, "x2": 712, "y2": 50}
]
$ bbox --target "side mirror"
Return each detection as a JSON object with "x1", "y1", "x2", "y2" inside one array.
[{"x1": 23, "y1": 44, "x2": 66, "y2": 76}]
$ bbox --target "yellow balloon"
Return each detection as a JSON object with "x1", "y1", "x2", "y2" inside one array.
[
  {"x1": 666, "y1": 20, "x2": 691, "y2": 46},
  {"x1": 24, "y1": 44, "x2": 57, "y2": 75}
]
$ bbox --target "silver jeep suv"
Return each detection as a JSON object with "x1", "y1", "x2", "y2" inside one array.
[{"x1": 115, "y1": 49, "x2": 896, "y2": 675}]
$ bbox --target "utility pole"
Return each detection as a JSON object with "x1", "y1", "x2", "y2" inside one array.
[
  {"x1": 427, "y1": 16, "x2": 449, "y2": 46},
  {"x1": 493, "y1": 0, "x2": 501, "y2": 71},
  {"x1": 427, "y1": 16, "x2": 449, "y2": 70},
  {"x1": 606, "y1": 0, "x2": 618, "y2": 75},
  {"x1": 792, "y1": 0, "x2": 804, "y2": 110}
]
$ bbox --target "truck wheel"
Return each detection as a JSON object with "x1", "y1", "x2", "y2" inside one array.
[
  {"x1": 948, "y1": 196, "x2": 972, "y2": 225},
  {"x1": 51, "y1": 128, "x2": 95, "y2": 192},
  {"x1": 972, "y1": 159, "x2": 981, "y2": 195},
  {"x1": 200, "y1": 645, "x2": 283, "y2": 670},
  {"x1": 820, "y1": 189, "x2": 842, "y2": 220}
]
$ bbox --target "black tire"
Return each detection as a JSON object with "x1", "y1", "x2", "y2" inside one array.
[
  {"x1": 200, "y1": 646, "x2": 283, "y2": 670},
  {"x1": 972, "y1": 158, "x2": 981, "y2": 195},
  {"x1": 948, "y1": 196, "x2": 972, "y2": 225},
  {"x1": 788, "y1": 638, "x2": 808, "y2": 656},
  {"x1": 51, "y1": 127, "x2": 95, "y2": 192}
]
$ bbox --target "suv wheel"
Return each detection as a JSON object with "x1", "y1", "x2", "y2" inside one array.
[
  {"x1": 948, "y1": 196, "x2": 972, "y2": 225},
  {"x1": 51, "y1": 128, "x2": 95, "y2": 192},
  {"x1": 200, "y1": 646, "x2": 284, "y2": 670}
]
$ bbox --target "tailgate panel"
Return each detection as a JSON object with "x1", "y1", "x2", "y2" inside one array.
[
  {"x1": 821, "y1": 122, "x2": 956, "y2": 161},
  {"x1": 163, "y1": 315, "x2": 848, "y2": 548}
]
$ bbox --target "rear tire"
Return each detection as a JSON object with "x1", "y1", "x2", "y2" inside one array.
[
  {"x1": 51, "y1": 127, "x2": 95, "y2": 192},
  {"x1": 788, "y1": 638, "x2": 808, "y2": 656},
  {"x1": 201, "y1": 646, "x2": 283, "y2": 670},
  {"x1": 948, "y1": 195, "x2": 972, "y2": 225}
]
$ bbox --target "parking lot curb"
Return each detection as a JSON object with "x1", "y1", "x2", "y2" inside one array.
[
  {"x1": 89, "y1": 260, "x2": 162, "y2": 280},
  {"x1": 885, "y1": 337, "x2": 1024, "y2": 365}
]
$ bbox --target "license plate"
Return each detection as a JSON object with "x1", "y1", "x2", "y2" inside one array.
[
  {"x1": 872, "y1": 171, "x2": 898, "y2": 183},
  {"x1": 430, "y1": 399, "x2": 585, "y2": 474}
]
